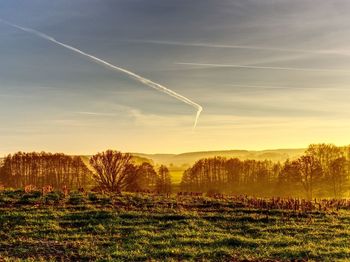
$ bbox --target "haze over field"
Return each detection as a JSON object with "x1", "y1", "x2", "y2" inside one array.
[
  {"x1": 1, "y1": 0, "x2": 350, "y2": 154},
  {"x1": 132, "y1": 148, "x2": 305, "y2": 166},
  {"x1": 133, "y1": 148, "x2": 307, "y2": 184}
]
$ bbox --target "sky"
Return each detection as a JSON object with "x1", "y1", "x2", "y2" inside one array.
[{"x1": 1, "y1": 0, "x2": 350, "y2": 154}]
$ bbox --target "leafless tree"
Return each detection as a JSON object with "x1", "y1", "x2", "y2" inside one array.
[
  {"x1": 156, "y1": 165, "x2": 172, "y2": 193},
  {"x1": 89, "y1": 150, "x2": 132, "y2": 194},
  {"x1": 296, "y1": 155, "x2": 322, "y2": 200},
  {"x1": 330, "y1": 157, "x2": 347, "y2": 198}
]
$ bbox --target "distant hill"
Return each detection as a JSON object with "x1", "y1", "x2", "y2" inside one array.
[
  {"x1": 132, "y1": 148, "x2": 306, "y2": 167},
  {"x1": 0, "y1": 148, "x2": 306, "y2": 168}
]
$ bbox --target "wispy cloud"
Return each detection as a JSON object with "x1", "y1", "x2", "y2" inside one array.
[
  {"x1": 195, "y1": 114, "x2": 350, "y2": 131},
  {"x1": 128, "y1": 39, "x2": 350, "y2": 57},
  {"x1": 175, "y1": 62, "x2": 350, "y2": 73},
  {"x1": 75, "y1": 111, "x2": 117, "y2": 117},
  {"x1": 228, "y1": 84, "x2": 348, "y2": 90},
  {"x1": 126, "y1": 108, "x2": 192, "y2": 128}
]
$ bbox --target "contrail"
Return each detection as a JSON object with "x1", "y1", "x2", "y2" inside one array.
[
  {"x1": 176, "y1": 62, "x2": 350, "y2": 73},
  {"x1": 0, "y1": 19, "x2": 203, "y2": 128}
]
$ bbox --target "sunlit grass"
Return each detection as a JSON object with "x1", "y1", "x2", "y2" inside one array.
[{"x1": 0, "y1": 192, "x2": 349, "y2": 261}]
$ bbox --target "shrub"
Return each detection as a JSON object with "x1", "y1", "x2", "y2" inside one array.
[
  {"x1": 0, "y1": 195, "x2": 13, "y2": 205},
  {"x1": 44, "y1": 191, "x2": 62, "y2": 205},
  {"x1": 68, "y1": 192, "x2": 86, "y2": 205},
  {"x1": 99, "y1": 195, "x2": 112, "y2": 206},
  {"x1": 18, "y1": 191, "x2": 42, "y2": 205},
  {"x1": 88, "y1": 192, "x2": 99, "y2": 202},
  {"x1": 88, "y1": 192, "x2": 112, "y2": 206},
  {"x1": 4, "y1": 189, "x2": 24, "y2": 199}
]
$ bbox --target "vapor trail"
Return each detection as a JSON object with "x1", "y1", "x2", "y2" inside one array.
[
  {"x1": 176, "y1": 62, "x2": 350, "y2": 73},
  {"x1": 0, "y1": 19, "x2": 203, "y2": 128}
]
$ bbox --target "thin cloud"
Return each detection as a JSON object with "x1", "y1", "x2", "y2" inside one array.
[
  {"x1": 229, "y1": 84, "x2": 349, "y2": 90},
  {"x1": 75, "y1": 111, "x2": 117, "y2": 117},
  {"x1": 128, "y1": 39, "x2": 350, "y2": 57},
  {"x1": 176, "y1": 62, "x2": 350, "y2": 73}
]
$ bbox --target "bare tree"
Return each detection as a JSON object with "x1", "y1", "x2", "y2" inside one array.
[
  {"x1": 156, "y1": 165, "x2": 172, "y2": 193},
  {"x1": 330, "y1": 157, "x2": 347, "y2": 198},
  {"x1": 136, "y1": 162, "x2": 158, "y2": 191},
  {"x1": 296, "y1": 155, "x2": 322, "y2": 200},
  {"x1": 0, "y1": 152, "x2": 91, "y2": 189},
  {"x1": 89, "y1": 150, "x2": 132, "y2": 194},
  {"x1": 122, "y1": 162, "x2": 159, "y2": 192}
]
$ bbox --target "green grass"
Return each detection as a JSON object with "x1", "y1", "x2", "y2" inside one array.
[{"x1": 0, "y1": 191, "x2": 349, "y2": 261}]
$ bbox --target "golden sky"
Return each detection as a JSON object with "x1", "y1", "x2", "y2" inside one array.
[{"x1": 1, "y1": 0, "x2": 350, "y2": 154}]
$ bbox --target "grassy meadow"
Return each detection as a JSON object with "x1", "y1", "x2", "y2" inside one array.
[{"x1": 0, "y1": 190, "x2": 349, "y2": 261}]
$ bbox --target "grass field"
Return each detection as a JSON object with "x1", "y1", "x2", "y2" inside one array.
[{"x1": 0, "y1": 191, "x2": 349, "y2": 261}]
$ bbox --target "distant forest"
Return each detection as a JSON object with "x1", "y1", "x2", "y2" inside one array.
[
  {"x1": 0, "y1": 144, "x2": 349, "y2": 199},
  {"x1": 181, "y1": 144, "x2": 350, "y2": 199}
]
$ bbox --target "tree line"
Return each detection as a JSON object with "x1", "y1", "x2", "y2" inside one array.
[
  {"x1": 181, "y1": 157, "x2": 280, "y2": 196},
  {"x1": 180, "y1": 144, "x2": 350, "y2": 199},
  {"x1": 1, "y1": 144, "x2": 349, "y2": 198},
  {"x1": 0, "y1": 150, "x2": 172, "y2": 194},
  {"x1": 0, "y1": 152, "x2": 92, "y2": 189}
]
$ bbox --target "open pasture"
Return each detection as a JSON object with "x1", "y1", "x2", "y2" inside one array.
[{"x1": 0, "y1": 190, "x2": 349, "y2": 261}]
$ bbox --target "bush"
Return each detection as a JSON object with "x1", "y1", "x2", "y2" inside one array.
[
  {"x1": 88, "y1": 192, "x2": 112, "y2": 206},
  {"x1": 68, "y1": 192, "x2": 86, "y2": 205},
  {"x1": 18, "y1": 191, "x2": 42, "y2": 205},
  {"x1": 4, "y1": 189, "x2": 24, "y2": 199},
  {"x1": 44, "y1": 191, "x2": 62, "y2": 205},
  {"x1": 30, "y1": 190, "x2": 42, "y2": 198},
  {"x1": 88, "y1": 192, "x2": 99, "y2": 202},
  {"x1": 0, "y1": 190, "x2": 24, "y2": 205},
  {"x1": 99, "y1": 195, "x2": 112, "y2": 206},
  {"x1": 0, "y1": 195, "x2": 13, "y2": 206}
]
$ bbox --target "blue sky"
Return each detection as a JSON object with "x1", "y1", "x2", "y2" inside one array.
[{"x1": 1, "y1": 0, "x2": 350, "y2": 154}]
